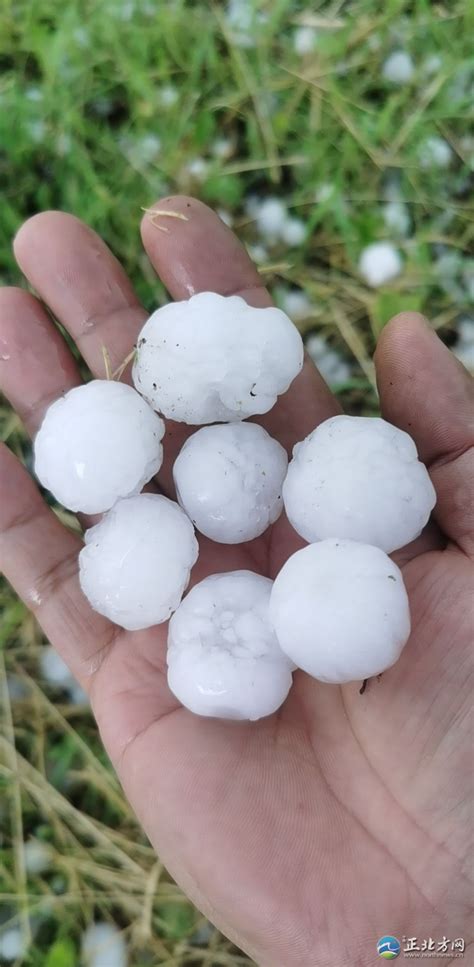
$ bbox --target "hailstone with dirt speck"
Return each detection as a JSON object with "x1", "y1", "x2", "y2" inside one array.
[
  {"x1": 173, "y1": 422, "x2": 288, "y2": 543},
  {"x1": 79, "y1": 494, "x2": 198, "y2": 630},
  {"x1": 167, "y1": 571, "x2": 294, "y2": 720},
  {"x1": 132, "y1": 291, "x2": 304, "y2": 424},
  {"x1": 34, "y1": 380, "x2": 164, "y2": 514},
  {"x1": 269, "y1": 540, "x2": 411, "y2": 684},
  {"x1": 283, "y1": 415, "x2": 436, "y2": 553}
]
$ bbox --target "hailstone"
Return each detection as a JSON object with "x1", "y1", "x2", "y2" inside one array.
[
  {"x1": 358, "y1": 242, "x2": 402, "y2": 287},
  {"x1": 132, "y1": 291, "x2": 304, "y2": 424},
  {"x1": 167, "y1": 571, "x2": 293, "y2": 720},
  {"x1": 34, "y1": 380, "x2": 164, "y2": 514},
  {"x1": 173, "y1": 422, "x2": 287, "y2": 543},
  {"x1": 283, "y1": 415, "x2": 436, "y2": 553},
  {"x1": 79, "y1": 494, "x2": 198, "y2": 630},
  {"x1": 269, "y1": 540, "x2": 411, "y2": 684}
]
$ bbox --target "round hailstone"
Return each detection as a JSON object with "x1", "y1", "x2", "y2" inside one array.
[
  {"x1": 283, "y1": 415, "x2": 436, "y2": 553},
  {"x1": 34, "y1": 380, "x2": 164, "y2": 514},
  {"x1": 82, "y1": 923, "x2": 127, "y2": 967},
  {"x1": 79, "y1": 494, "x2": 198, "y2": 631},
  {"x1": 382, "y1": 50, "x2": 415, "y2": 85},
  {"x1": 132, "y1": 291, "x2": 304, "y2": 424},
  {"x1": 269, "y1": 540, "x2": 411, "y2": 684},
  {"x1": 173, "y1": 423, "x2": 288, "y2": 544},
  {"x1": 358, "y1": 242, "x2": 402, "y2": 287},
  {"x1": 24, "y1": 838, "x2": 52, "y2": 875},
  {"x1": 167, "y1": 571, "x2": 293, "y2": 720}
]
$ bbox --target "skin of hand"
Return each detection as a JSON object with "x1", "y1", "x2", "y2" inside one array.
[{"x1": 0, "y1": 197, "x2": 473, "y2": 967}]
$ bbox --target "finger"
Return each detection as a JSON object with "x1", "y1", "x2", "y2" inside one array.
[
  {"x1": 0, "y1": 287, "x2": 81, "y2": 436},
  {"x1": 141, "y1": 196, "x2": 340, "y2": 488},
  {"x1": 375, "y1": 312, "x2": 474, "y2": 557},
  {"x1": 0, "y1": 442, "x2": 118, "y2": 687},
  {"x1": 13, "y1": 212, "x2": 146, "y2": 377}
]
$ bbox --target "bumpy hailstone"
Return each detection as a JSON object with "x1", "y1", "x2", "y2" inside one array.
[
  {"x1": 173, "y1": 422, "x2": 287, "y2": 543},
  {"x1": 133, "y1": 292, "x2": 304, "y2": 424},
  {"x1": 79, "y1": 494, "x2": 198, "y2": 630},
  {"x1": 167, "y1": 571, "x2": 293, "y2": 720},
  {"x1": 34, "y1": 380, "x2": 164, "y2": 514},
  {"x1": 382, "y1": 50, "x2": 414, "y2": 85},
  {"x1": 358, "y1": 242, "x2": 402, "y2": 287},
  {"x1": 283, "y1": 415, "x2": 436, "y2": 553},
  {"x1": 82, "y1": 923, "x2": 127, "y2": 967},
  {"x1": 269, "y1": 540, "x2": 411, "y2": 684}
]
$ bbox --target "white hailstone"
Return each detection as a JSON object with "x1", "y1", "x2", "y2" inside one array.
[
  {"x1": 293, "y1": 26, "x2": 318, "y2": 55},
  {"x1": 382, "y1": 50, "x2": 414, "y2": 85},
  {"x1": 315, "y1": 182, "x2": 335, "y2": 204},
  {"x1": 212, "y1": 137, "x2": 233, "y2": 159},
  {"x1": 269, "y1": 540, "x2": 411, "y2": 684},
  {"x1": 186, "y1": 157, "x2": 209, "y2": 180},
  {"x1": 423, "y1": 53, "x2": 442, "y2": 76},
  {"x1": 56, "y1": 133, "x2": 72, "y2": 157},
  {"x1": 463, "y1": 261, "x2": 474, "y2": 302},
  {"x1": 419, "y1": 135, "x2": 453, "y2": 169},
  {"x1": 159, "y1": 84, "x2": 178, "y2": 107},
  {"x1": 383, "y1": 200, "x2": 411, "y2": 237},
  {"x1": 217, "y1": 208, "x2": 233, "y2": 227},
  {"x1": 79, "y1": 494, "x2": 198, "y2": 631},
  {"x1": 133, "y1": 291, "x2": 304, "y2": 424},
  {"x1": 0, "y1": 928, "x2": 27, "y2": 962},
  {"x1": 255, "y1": 197, "x2": 288, "y2": 241},
  {"x1": 283, "y1": 415, "x2": 436, "y2": 553},
  {"x1": 280, "y1": 216, "x2": 306, "y2": 247},
  {"x1": 27, "y1": 119, "x2": 46, "y2": 143},
  {"x1": 246, "y1": 242, "x2": 268, "y2": 264},
  {"x1": 244, "y1": 194, "x2": 260, "y2": 218},
  {"x1": 167, "y1": 571, "x2": 293, "y2": 719},
  {"x1": 72, "y1": 26, "x2": 90, "y2": 47},
  {"x1": 305, "y1": 335, "x2": 351, "y2": 385},
  {"x1": 34, "y1": 381, "x2": 164, "y2": 515},
  {"x1": 173, "y1": 423, "x2": 287, "y2": 544},
  {"x1": 358, "y1": 241, "x2": 402, "y2": 287},
  {"x1": 25, "y1": 86, "x2": 43, "y2": 102},
  {"x1": 39, "y1": 646, "x2": 74, "y2": 688},
  {"x1": 454, "y1": 316, "x2": 474, "y2": 371},
  {"x1": 225, "y1": 0, "x2": 262, "y2": 48},
  {"x1": 135, "y1": 133, "x2": 161, "y2": 161},
  {"x1": 277, "y1": 287, "x2": 312, "y2": 322},
  {"x1": 82, "y1": 923, "x2": 127, "y2": 967},
  {"x1": 24, "y1": 839, "x2": 52, "y2": 875}
]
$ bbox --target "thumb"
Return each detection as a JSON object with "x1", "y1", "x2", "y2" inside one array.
[{"x1": 375, "y1": 312, "x2": 474, "y2": 558}]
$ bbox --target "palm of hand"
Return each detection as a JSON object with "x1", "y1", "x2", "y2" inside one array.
[{"x1": 1, "y1": 198, "x2": 472, "y2": 967}]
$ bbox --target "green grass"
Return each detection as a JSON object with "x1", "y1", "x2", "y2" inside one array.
[{"x1": 0, "y1": 0, "x2": 472, "y2": 962}]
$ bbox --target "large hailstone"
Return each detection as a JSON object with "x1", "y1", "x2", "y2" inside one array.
[
  {"x1": 167, "y1": 571, "x2": 293, "y2": 720},
  {"x1": 173, "y1": 422, "x2": 288, "y2": 543},
  {"x1": 283, "y1": 415, "x2": 436, "y2": 553},
  {"x1": 132, "y1": 291, "x2": 304, "y2": 424},
  {"x1": 34, "y1": 380, "x2": 164, "y2": 514},
  {"x1": 269, "y1": 540, "x2": 411, "y2": 684},
  {"x1": 79, "y1": 494, "x2": 198, "y2": 630}
]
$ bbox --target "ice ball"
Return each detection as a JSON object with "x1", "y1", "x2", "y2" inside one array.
[
  {"x1": 79, "y1": 494, "x2": 198, "y2": 630},
  {"x1": 167, "y1": 570, "x2": 293, "y2": 720},
  {"x1": 173, "y1": 422, "x2": 288, "y2": 543},
  {"x1": 34, "y1": 380, "x2": 164, "y2": 514},
  {"x1": 269, "y1": 540, "x2": 411, "y2": 684},
  {"x1": 132, "y1": 291, "x2": 304, "y2": 424},
  {"x1": 283, "y1": 415, "x2": 436, "y2": 553}
]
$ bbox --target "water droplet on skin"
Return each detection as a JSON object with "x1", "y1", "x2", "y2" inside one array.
[
  {"x1": 0, "y1": 338, "x2": 11, "y2": 360},
  {"x1": 0, "y1": 352, "x2": 11, "y2": 360},
  {"x1": 28, "y1": 587, "x2": 42, "y2": 607}
]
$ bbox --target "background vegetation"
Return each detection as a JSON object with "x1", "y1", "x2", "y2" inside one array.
[{"x1": 1, "y1": 0, "x2": 472, "y2": 963}]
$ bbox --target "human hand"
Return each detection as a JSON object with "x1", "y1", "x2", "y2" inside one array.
[{"x1": 1, "y1": 197, "x2": 472, "y2": 967}]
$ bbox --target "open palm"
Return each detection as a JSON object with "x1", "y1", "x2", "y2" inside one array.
[{"x1": 1, "y1": 197, "x2": 472, "y2": 967}]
